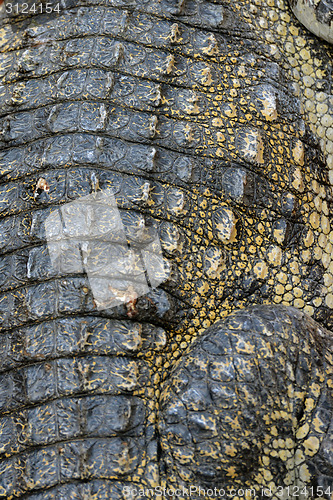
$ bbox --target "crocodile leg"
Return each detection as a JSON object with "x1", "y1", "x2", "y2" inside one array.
[{"x1": 159, "y1": 305, "x2": 333, "y2": 499}]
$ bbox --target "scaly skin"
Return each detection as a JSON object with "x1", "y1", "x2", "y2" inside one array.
[{"x1": 0, "y1": 0, "x2": 332, "y2": 498}]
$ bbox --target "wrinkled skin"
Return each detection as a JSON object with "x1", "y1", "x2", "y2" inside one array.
[{"x1": 0, "y1": 0, "x2": 332, "y2": 499}]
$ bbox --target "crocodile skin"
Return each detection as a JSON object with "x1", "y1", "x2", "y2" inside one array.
[{"x1": 0, "y1": 0, "x2": 332, "y2": 498}]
